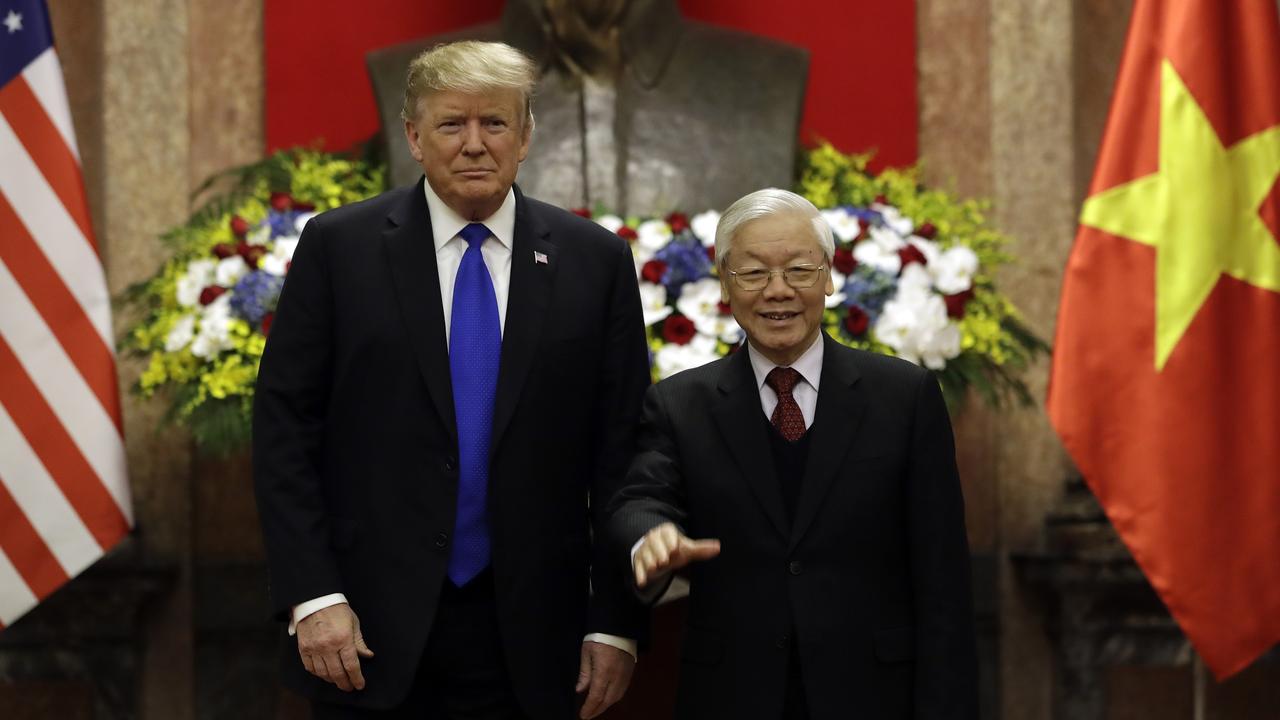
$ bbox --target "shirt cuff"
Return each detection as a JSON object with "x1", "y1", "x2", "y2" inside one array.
[
  {"x1": 584, "y1": 633, "x2": 638, "y2": 661},
  {"x1": 288, "y1": 593, "x2": 348, "y2": 636}
]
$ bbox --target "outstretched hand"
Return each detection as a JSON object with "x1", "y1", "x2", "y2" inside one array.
[{"x1": 633, "y1": 521, "x2": 720, "y2": 588}]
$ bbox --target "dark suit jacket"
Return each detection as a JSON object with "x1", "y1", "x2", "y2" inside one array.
[
  {"x1": 609, "y1": 334, "x2": 979, "y2": 719},
  {"x1": 253, "y1": 179, "x2": 649, "y2": 717}
]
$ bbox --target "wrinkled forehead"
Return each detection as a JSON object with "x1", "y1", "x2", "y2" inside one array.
[{"x1": 729, "y1": 214, "x2": 824, "y2": 263}]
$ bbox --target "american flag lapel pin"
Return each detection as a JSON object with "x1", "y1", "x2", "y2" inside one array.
[{"x1": 534, "y1": 251, "x2": 548, "y2": 265}]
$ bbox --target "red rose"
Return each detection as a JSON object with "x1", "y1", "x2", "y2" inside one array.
[
  {"x1": 844, "y1": 305, "x2": 869, "y2": 336},
  {"x1": 230, "y1": 215, "x2": 250, "y2": 236},
  {"x1": 571, "y1": 207, "x2": 592, "y2": 218},
  {"x1": 641, "y1": 259, "x2": 668, "y2": 284},
  {"x1": 717, "y1": 301, "x2": 732, "y2": 316},
  {"x1": 897, "y1": 245, "x2": 928, "y2": 271},
  {"x1": 944, "y1": 289, "x2": 974, "y2": 318},
  {"x1": 662, "y1": 315, "x2": 696, "y2": 345},
  {"x1": 707, "y1": 245, "x2": 716, "y2": 262},
  {"x1": 198, "y1": 286, "x2": 226, "y2": 306},
  {"x1": 666, "y1": 212, "x2": 689, "y2": 233},
  {"x1": 833, "y1": 247, "x2": 857, "y2": 275},
  {"x1": 617, "y1": 226, "x2": 638, "y2": 241},
  {"x1": 212, "y1": 243, "x2": 236, "y2": 259},
  {"x1": 261, "y1": 312, "x2": 275, "y2": 336},
  {"x1": 874, "y1": 194, "x2": 889, "y2": 205},
  {"x1": 270, "y1": 192, "x2": 292, "y2": 212},
  {"x1": 916, "y1": 221, "x2": 938, "y2": 239},
  {"x1": 237, "y1": 241, "x2": 266, "y2": 268},
  {"x1": 293, "y1": 201, "x2": 315, "y2": 212}
]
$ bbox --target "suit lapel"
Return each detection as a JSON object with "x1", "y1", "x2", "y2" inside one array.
[
  {"x1": 490, "y1": 187, "x2": 558, "y2": 454},
  {"x1": 712, "y1": 350, "x2": 790, "y2": 541},
  {"x1": 789, "y1": 335, "x2": 868, "y2": 551},
  {"x1": 382, "y1": 179, "x2": 457, "y2": 443}
]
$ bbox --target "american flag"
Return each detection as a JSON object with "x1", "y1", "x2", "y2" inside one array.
[{"x1": 0, "y1": 0, "x2": 131, "y2": 629}]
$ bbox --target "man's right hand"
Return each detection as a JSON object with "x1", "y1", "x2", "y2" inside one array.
[
  {"x1": 634, "y1": 522, "x2": 721, "y2": 588},
  {"x1": 296, "y1": 603, "x2": 375, "y2": 692}
]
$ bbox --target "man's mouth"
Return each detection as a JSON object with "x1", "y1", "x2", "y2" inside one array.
[{"x1": 760, "y1": 311, "x2": 799, "y2": 322}]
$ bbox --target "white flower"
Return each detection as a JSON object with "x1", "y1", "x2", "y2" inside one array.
[
  {"x1": 675, "y1": 278, "x2": 741, "y2": 343},
  {"x1": 853, "y1": 238, "x2": 902, "y2": 275},
  {"x1": 873, "y1": 268, "x2": 961, "y2": 370},
  {"x1": 594, "y1": 214, "x2": 625, "y2": 234},
  {"x1": 191, "y1": 295, "x2": 234, "y2": 359},
  {"x1": 215, "y1": 255, "x2": 248, "y2": 287},
  {"x1": 653, "y1": 334, "x2": 720, "y2": 379},
  {"x1": 908, "y1": 236, "x2": 941, "y2": 266},
  {"x1": 163, "y1": 315, "x2": 196, "y2": 352},
  {"x1": 822, "y1": 208, "x2": 861, "y2": 243},
  {"x1": 639, "y1": 283, "x2": 673, "y2": 327},
  {"x1": 690, "y1": 210, "x2": 720, "y2": 247},
  {"x1": 932, "y1": 245, "x2": 979, "y2": 295},
  {"x1": 631, "y1": 243, "x2": 656, "y2": 278},
  {"x1": 175, "y1": 259, "x2": 216, "y2": 307},
  {"x1": 293, "y1": 211, "x2": 317, "y2": 235},
  {"x1": 247, "y1": 222, "x2": 271, "y2": 246},
  {"x1": 875, "y1": 204, "x2": 915, "y2": 236},
  {"x1": 636, "y1": 219, "x2": 672, "y2": 252},
  {"x1": 260, "y1": 237, "x2": 300, "y2": 277}
]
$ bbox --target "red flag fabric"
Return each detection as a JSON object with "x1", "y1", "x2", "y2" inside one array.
[
  {"x1": 1048, "y1": 0, "x2": 1280, "y2": 678},
  {"x1": 0, "y1": 0, "x2": 132, "y2": 629}
]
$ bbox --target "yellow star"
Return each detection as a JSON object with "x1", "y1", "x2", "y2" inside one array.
[{"x1": 1080, "y1": 60, "x2": 1280, "y2": 370}]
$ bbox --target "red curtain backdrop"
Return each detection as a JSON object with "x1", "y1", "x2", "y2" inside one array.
[{"x1": 263, "y1": 0, "x2": 917, "y2": 170}]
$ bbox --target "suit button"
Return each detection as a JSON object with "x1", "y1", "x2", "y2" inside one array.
[
  {"x1": 434, "y1": 532, "x2": 449, "y2": 548},
  {"x1": 788, "y1": 560, "x2": 803, "y2": 576},
  {"x1": 776, "y1": 635, "x2": 789, "y2": 649},
  {"x1": 443, "y1": 456, "x2": 456, "y2": 471}
]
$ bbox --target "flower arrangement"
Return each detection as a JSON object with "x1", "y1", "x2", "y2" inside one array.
[
  {"x1": 125, "y1": 143, "x2": 1041, "y2": 452},
  {"x1": 580, "y1": 142, "x2": 1046, "y2": 408},
  {"x1": 121, "y1": 149, "x2": 384, "y2": 452}
]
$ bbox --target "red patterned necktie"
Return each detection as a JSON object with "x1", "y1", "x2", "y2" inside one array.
[{"x1": 766, "y1": 367, "x2": 806, "y2": 442}]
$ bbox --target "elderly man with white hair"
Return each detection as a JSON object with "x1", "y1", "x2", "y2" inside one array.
[
  {"x1": 255, "y1": 41, "x2": 648, "y2": 719},
  {"x1": 609, "y1": 188, "x2": 980, "y2": 720}
]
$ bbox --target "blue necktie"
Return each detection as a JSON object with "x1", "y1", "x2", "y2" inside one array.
[{"x1": 447, "y1": 223, "x2": 500, "y2": 586}]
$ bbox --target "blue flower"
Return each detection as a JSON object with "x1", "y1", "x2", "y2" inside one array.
[
  {"x1": 841, "y1": 264, "x2": 897, "y2": 323},
  {"x1": 229, "y1": 270, "x2": 285, "y2": 326},
  {"x1": 655, "y1": 236, "x2": 713, "y2": 300},
  {"x1": 266, "y1": 209, "x2": 303, "y2": 239}
]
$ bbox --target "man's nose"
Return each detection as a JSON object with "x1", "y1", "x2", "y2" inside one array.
[
  {"x1": 761, "y1": 271, "x2": 794, "y2": 300},
  {"x1": 461, "y1": 121, "x2": 485, "y2": 154}
]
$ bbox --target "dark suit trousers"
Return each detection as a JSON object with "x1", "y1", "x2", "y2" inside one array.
[{"x1": 311, "y1": 570, "x2": 529, "y2": 720}]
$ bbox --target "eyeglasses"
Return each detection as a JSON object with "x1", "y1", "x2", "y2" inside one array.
[{"x1": 725, "y1": 264, "x2": 827, "y2": 291}]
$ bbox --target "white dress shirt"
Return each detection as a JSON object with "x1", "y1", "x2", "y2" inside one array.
[
  {"x1": 746, "y1": 333, "x2": 824, "y2": 429},
  {"x1": 291, "y1": 182, "x2": 635, "y2": 659}
]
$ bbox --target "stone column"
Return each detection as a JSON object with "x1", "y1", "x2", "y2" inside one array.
[
  {"x1": 44, "y1": 0, "x2": 265, "y2": 717},
  {"x1": 917, "y1": 1, "x2": 1135, "y2": 717}
]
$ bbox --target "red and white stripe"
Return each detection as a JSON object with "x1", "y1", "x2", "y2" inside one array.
[{"x1": 0, "y1": 47, "x2": 131, "y2": 629}]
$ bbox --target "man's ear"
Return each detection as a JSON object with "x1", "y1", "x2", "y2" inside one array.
[
  {"x1": 824, "y1": 265, "x2": 836, "y2": 296},
  {"x1": 720, "y1": 276, "x2": 731, "y2": 304},
  {"x1": 404, "y1": 120, "x2": 423, "y2": 163}
]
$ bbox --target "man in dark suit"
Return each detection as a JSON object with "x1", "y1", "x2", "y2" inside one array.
[
  {"x1": 254, "y1": 41, "x2": 647, "y2": 719},
  {"x1": 609, "y1": 189, "x2": 979, "y2": 719}
]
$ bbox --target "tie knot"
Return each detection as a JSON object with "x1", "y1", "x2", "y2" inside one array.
[
  {"x1": 766, "y1": 367, "x2": 801, "y2": 395},
  {"x1": 459, "y1": 223, "x2": 491, "y2": 249}
]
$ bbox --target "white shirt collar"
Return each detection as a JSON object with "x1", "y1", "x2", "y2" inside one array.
[
  {"x1": 422, "y1": 180, "x2": 516, "y2": 251},
  {"x1": 746, "y1": 333, "x2": 825, "y2": 393}
]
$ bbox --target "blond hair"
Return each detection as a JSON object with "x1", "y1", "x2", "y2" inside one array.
[{"x1": 401, "y1": 41, "x2": 537, "y2": 130}]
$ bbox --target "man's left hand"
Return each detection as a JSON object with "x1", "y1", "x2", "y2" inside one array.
[{"x1": 575, "y1": 640, "x2": 635, "y2": 719}]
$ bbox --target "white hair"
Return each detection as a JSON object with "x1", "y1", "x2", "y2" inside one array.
[
  {"x1": 401, "y1": 41, "x2": 537, "y2": 131},
  {"x1": 714, "y1": 188, "x2": 835, "y2": 268}
]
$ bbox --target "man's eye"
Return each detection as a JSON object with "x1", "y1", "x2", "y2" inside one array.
[{"x1": 739, "y1": 270, "x2": 768, "y2": 280}]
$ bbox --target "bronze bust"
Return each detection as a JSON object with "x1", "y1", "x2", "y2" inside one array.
[{"x1": 367, "y1": 0, "x2": 809, "y2": 215}]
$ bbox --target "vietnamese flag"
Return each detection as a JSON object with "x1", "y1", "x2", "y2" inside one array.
[{"x1": 1047, "y1": 0, "x2": 1280, "y2": 678}]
